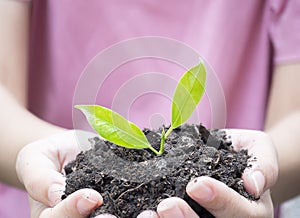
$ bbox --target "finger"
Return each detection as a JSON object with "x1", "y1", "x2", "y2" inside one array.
[
  {"x1": 27, "y1": 169, "x2": 66, "y2": 207},
  {"x1": 186, "y1": 176, "x2": 273, "y2": 218},
  {"x1": 16, "y1": 136, "x2": 73, "y2": 206},
  {"x1": 16, "y1": 130, "x2": 93, "y2": 206},
  {"x1": 94, "y1": 215, "x2": 117, "y2": 218},
  {"x1": 157, "y1": 197, "x2": 199, "y2": 218},
  {"x1": 225, "y1": 129, "x2": 278, "y2": 197},
  {"x1": 137, "y1": 210, "x2": 158, "y2": 218},
  {"x1": 39, "y1": 189, "x2": 103, "y2": 218}
]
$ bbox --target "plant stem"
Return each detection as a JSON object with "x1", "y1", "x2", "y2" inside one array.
[
  {"x1": 158, "y1": 128, "x2": 166, "y2": 155},
  {"x1": 158, "y1": 141, "x2": 164, "y2": 155},
  {"x1": 148, "y1": 145, "x2": 160, "y2": 156},
  {"x1": 156, "y1": 126, "x2": 174, "y2": 155},
  {"x1": 164, "y1": 126, "x2": 173, "y2": 139}
]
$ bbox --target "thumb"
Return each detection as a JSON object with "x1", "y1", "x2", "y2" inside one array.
[
  {"x1": 186, "y1": 176, "x2": 273, "y2": 218},
  {"x1": 33, "y1": 189, "x2": 103, "y2": 218}
]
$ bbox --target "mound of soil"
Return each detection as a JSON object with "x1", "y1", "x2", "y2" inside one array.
[{"x1": 62, "y1": 124, "x2": 257, "y2": 218}]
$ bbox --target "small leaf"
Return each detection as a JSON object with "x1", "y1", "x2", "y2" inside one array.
[
  {"x1": 75, "y1": 105, "x2": 153, "y2": 150},
  {"x1": 171, "y1": 61, "x2": 206, "y2": 129}
]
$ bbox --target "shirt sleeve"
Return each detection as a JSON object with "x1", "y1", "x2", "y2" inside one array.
[{"x1": 269, "y1": 0, "x2": 300, "y2": 64}]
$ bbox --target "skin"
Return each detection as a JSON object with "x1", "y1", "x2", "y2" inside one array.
[
  {"x1": 0, "y1": 2, "x2": 108, "y2": 217},
  {"x1": 0, "y1": 0, "x2": 63, "y2": 188},
  {"x1": 16, "y1": 130, "x2": 108, "y2": 218},
  {"x1": 137, "y1": 129, "x2": 278, "y2": 218},
  {"x1": 1, "y1": 1, "x2": 299, "y2": 217},
  {"x1": 265, "y1": 63, "x2": 300, "y2": 204},
  {"x1": 16, "y1": 129, "x2": 277, "y2": 218}
]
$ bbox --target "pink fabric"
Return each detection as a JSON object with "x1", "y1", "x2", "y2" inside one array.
[
  {"x1": 270, "y1": 0, "x2": 300, "y2": 63},
  {"x1": 1, "y1": 0, "x2": 300, "y2": 217},
  {"x1": 0, "y1": 184, "x2": 29, "y2": 218}
]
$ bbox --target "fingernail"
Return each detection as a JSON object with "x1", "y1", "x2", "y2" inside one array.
[
  {"x1": 251, "y1": 171, "x2": 265, "y2": 197},
  {"x1": 94, "y1": 215, "x2": 117, "y2": 218},
  {"x1": 158, "y1": 205, "x2": 184, "y2": 218},
  {"x1": 186, "y1": 178, "x2": 214, "y2": 202},
  {"x1": 137, "y1": 210, "x2": 157, "y2": 218},
  {"x1": 77, "y1": 191, "x2": 102, "y2": 215},
  {"x1": 48, "y1": 183, "x2": 65, "y2": 207}
]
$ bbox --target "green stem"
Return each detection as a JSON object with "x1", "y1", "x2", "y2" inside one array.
[
  {"x1": 148, "y1": 146, "x2": 160, "y2": 155},
  {"x1": 156, "y1": 126, "x2": 174, "y2": 155},
  {"x1": 164, "y1": 126, "x2": 174, "y2": 139},
  {"x1": 158, "y1": 140, "x2": 164, "y2": 155},
  {"x1": 158, "y1": 128, "x2": 166, "y2": 155}
]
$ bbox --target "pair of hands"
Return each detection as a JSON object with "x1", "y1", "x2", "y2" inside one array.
[{"x1": 16, "y1": 129, "x2": 278, "y2": 218}]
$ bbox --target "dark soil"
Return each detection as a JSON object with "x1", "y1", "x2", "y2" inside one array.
[{"x1": 62, "y1": 124, "x2": 257, "y2": 218}]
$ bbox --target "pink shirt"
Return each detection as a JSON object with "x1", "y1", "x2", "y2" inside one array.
[{"x1": 1, "y1": 0, "x2": 299, "y2": 217}]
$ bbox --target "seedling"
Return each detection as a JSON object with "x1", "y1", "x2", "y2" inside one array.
[{"x1": 75, "y1": 61, "x2": 206, "y2": 155}]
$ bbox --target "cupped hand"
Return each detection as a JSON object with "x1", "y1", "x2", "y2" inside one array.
[
  {"x1": 16, "y1": 130, "x2": 114, "y2": 218},
  {"x1": 138, "y1": 129, "x2": 278, "y2": 218}
]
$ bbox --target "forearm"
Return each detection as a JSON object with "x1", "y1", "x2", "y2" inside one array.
[
  {"x1": 266, "y1": 111, "x2": 300, "y2": 205},
  {"x1": 263, "y1": 62, "x2": 300, "y2": 205},
  {"x1": 0, "y1": 1, "x2": 65, "y2": 188},
  {"x1": 0, "y1": 85, "x2": 65, "y2": 188}
]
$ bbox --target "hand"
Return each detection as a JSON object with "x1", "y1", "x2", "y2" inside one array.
[
  {"x1": 16, "y1": 130, "x2": 115, "y2": 218},
  {"x1": 138, "y1": 129, "x2": 278, "y2": 218}
]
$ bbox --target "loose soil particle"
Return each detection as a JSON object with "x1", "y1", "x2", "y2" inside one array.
[{"x1": 62, "y1": 124, "x2": 257, "y2": 218}]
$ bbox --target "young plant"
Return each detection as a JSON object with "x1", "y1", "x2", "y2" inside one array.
[
  {"x1": 160, "y1": 61, "x2": 206, "y2": 151},
  {"x1": 75, "y1": 60, "x2": 206, "y2": 155}
]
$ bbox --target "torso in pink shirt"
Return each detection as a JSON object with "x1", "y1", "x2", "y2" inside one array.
[{"x1": 1, "y1": 1, "x2": 299, "y2": 217}]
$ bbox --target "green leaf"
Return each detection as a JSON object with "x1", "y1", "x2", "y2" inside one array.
[
  {"x1": 75, "y1": 105, "x2": 156, "y2": 152},
  {"x1": 171, "y1": 61, "x2": 206, "y2": 129}
]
